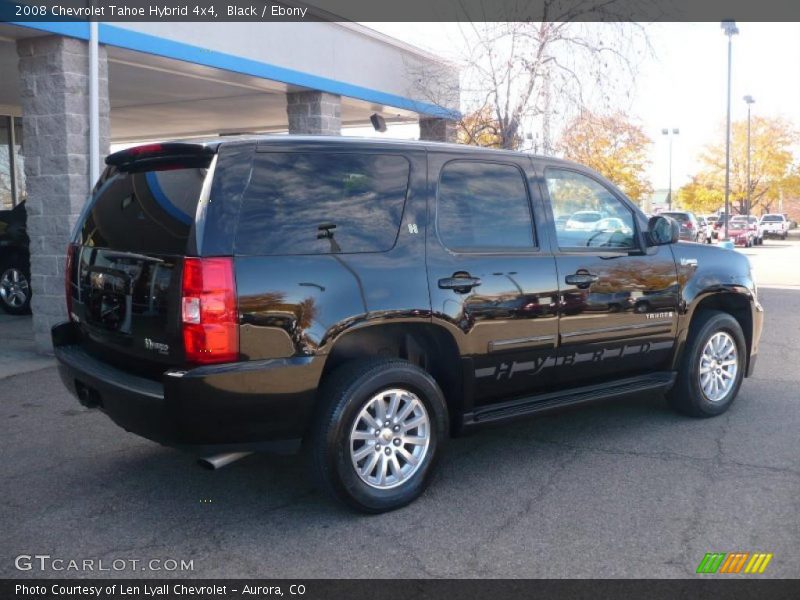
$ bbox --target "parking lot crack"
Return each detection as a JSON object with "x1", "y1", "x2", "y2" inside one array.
[{"x1": 463, "y1": 447, "x2": 581, "y2": 577}]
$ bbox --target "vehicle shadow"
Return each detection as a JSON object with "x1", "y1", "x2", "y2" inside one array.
[{"x1": 100, "y1": 389, "x2": 682, "y2": 524}]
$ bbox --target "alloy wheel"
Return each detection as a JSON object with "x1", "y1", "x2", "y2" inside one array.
[
  {"x1": 0, "y1": 268, "x2": 29, "y2": 309},
  {"x1": 698, "y1": 331, "x2": 738, "y2": 402},
  {"x1": 349, "y1": 388, "x2": 431, "y2": 490}
]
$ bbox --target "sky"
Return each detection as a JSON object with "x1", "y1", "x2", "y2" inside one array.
[{"x1": 355, "y1": 22, "x2": 800, "y2": 192}]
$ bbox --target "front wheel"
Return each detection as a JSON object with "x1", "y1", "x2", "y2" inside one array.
[
  {"x1": 668, "y1": 310, "x2": 746, "y2": 417},
  {"x1": 312, "y1": 358, "x2": 448, "y2": 513}
]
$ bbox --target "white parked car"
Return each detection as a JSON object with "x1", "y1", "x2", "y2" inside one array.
[
  {"x1": 593, "y1": 217, "x2": 633, "y2": 236},
  {"x1": 760, "y1": 214, "x2": 789, "y2": 240},
  {"x1": 565, "y1": 210, "x2": 603, "y2": 231}
]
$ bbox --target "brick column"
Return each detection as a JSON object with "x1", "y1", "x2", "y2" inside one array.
[
  {"x1": 16, "y1": 35, "x2": 110, "y2": 352},
  {"x1": 286, "y1": 91, "x2": 341, "y2": 135},
  {"x1": 419, "y1": 117, "x2": 457, "y2": 143}
]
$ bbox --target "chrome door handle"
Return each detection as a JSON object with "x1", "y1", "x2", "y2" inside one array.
[
  {"x1": 564, "y1": 272, "x2": 598, "y2": 288},
  {"x1": 438, "y1": 276, "x2": 481, "y2": 293}
]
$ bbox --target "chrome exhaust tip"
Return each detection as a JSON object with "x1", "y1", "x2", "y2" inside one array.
[{"x1": 197, "y1": 451, "x2": 253, "y2": 470}]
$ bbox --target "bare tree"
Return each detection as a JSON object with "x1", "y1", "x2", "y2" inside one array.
[{"x1": 410, "y1": 4, "x2": 653, "y2": 150}]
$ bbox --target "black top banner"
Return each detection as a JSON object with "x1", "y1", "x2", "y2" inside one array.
[{"x1": 4, "y1": 0, "x2": 800, "y2": 22}]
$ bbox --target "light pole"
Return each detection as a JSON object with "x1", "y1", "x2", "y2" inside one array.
[
  {"x1": 661, "y1": 128, "x2": 679, "y2": 209},
  {"x1": 721, "y1": 20, "x2": 739, "y2": 240},
  {"x1": 744, "y1": 95, "x2": 755, "y2": 216}
]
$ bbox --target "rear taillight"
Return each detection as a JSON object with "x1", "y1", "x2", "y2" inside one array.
[
  {"x1": 181, "y1": 257, "x2": 239, "y2": 364},
  {"x1": 65, "y1": 244, "x2": 77, "y2": 320}
]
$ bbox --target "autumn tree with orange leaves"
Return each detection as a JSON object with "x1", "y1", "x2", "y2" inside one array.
[
  {"x1": 678, "y1": 116, "x2": 798, "y2": 215},
  {"x1": 556, "y1": 111, "x2": 654, "y2": 203}
]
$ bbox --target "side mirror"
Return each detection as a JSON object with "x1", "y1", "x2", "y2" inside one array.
[{"x1": 647, "y1": 216, "x2": 679, "y2": 246}]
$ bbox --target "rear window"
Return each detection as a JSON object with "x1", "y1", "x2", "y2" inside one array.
[
  {"x1": 761, "y1": 215, "x2": 785, "y2": 222},
  {"x1": 79, "y1": 162, "x2": 210, "y2": 254},
  {"x1": 236, "y1": 152, "x2": 410, "y2": 255},
  {"x1": 571, "y1": 212, "x2": 602, "y2": 222},
  {"x1": 662, "y1": 212, "x2": 689, "y2": 222}
]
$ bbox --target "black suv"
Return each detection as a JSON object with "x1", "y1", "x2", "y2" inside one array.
[{"x1": 52, "y1": 137, "x2": 763, "y2": 512}]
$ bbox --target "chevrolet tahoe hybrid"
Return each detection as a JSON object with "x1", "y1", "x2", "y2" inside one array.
[{"x1": 52, "y1": 137, "x2": 763, "y2": 512}]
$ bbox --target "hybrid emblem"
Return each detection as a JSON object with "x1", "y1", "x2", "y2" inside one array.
[
  {"x1": 144, "y1": 338, "x2": 170, "y2": 355},
  {"x1": 475, "y1": 341, "x2": 674, "y2": 381}
]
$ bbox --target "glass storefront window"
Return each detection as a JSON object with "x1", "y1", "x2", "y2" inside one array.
[
  {"x1": 0, "y1": 116, "x2": 11, "y2": 210},
  {"x1": 13, "y1": 117, "x2": 25, "y2": 204},
  {"x1": 0, "y1": 116, "x2": 25, "y2": 210}
]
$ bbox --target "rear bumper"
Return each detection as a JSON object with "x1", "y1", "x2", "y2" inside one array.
[{"x1": 52, "y1": 322, "x2": 322, "y2": 453}]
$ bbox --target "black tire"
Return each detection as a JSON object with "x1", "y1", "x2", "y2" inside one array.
[
  {"x1": 312, "y1": 358, "x2": 448, "y2": 513},
  {"x1": 668, "y1": 310, "x2": 746, "y2": 417},
  {"x1": 0, "y1": 254, "x2": 32, "y2": 315}
]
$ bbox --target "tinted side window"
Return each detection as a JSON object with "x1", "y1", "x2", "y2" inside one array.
[
  {"x1": 437, "y1": 161, "x2": 534, "y2": 251},
  {"x1": 545, "y1": 169, "x2": 635, "y2": 249},
  {"x1": 237, "y1": 152, "x2": 409, "y2": 255}
]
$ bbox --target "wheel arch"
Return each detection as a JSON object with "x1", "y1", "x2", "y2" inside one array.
[
  {"x1": 319, "y1": 322, "x2": 464, "y2": 432},
  {"x1": 674, "y1": 289, "x2": 755, "y2": 375}
]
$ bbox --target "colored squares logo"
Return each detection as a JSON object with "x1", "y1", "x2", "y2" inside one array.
[{"x1": 696, "y1": 552, "x2": 773, "y2": 574}]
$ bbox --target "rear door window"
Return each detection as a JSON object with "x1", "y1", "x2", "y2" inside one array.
[
  {"x1": 436, "y1": 160, "x2": 535, "y2": 251},
  {"x1": 79, "y1": 164, "x2": 210, "y2": 255},
  {"x1": 236, "y1": 152, "x2": 410, "y2": 255}
]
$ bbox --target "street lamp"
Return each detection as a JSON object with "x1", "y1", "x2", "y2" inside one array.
[
  {"x1": 721, "y1": 20, "x2": 739, "y2": 240},
  {"x1": 743, "y1": 95, "x2": 755, "y2": 216},
  {"x1": 661, "y1": 128, "x2": 680, "y2": 210}
]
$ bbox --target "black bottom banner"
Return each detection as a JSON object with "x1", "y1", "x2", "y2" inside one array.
[{"x1": 3, "y1": 579, "x2": 800, "y2": 600}]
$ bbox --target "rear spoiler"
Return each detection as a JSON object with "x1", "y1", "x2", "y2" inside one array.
[{"x1": 105, "y1": 143, "x2": 216, "y2": 169}]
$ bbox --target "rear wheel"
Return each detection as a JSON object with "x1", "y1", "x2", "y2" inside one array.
[
  {"x1": 668, "y1": 310, "x2": 746, "y2": 417},
  {"x1": 0, "y1": 255, "x2": 32, "y2": 315},
  {"x1": 312, "y1": 358, "x2": 448, "y2": 513}
]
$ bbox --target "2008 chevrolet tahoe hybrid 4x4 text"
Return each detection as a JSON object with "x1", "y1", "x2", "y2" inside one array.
[{"x1": 52, "y1": 137, "x2": 763, "y2": 512}]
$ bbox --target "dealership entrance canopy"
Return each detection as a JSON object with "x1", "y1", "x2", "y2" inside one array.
[{"x1": 0, "y1": 20, "x2": 459, "y2": 350}]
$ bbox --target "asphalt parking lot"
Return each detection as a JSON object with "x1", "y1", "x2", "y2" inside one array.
[{"x1": 1, "y1": 234, "x2": 799, "y2": 579}]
